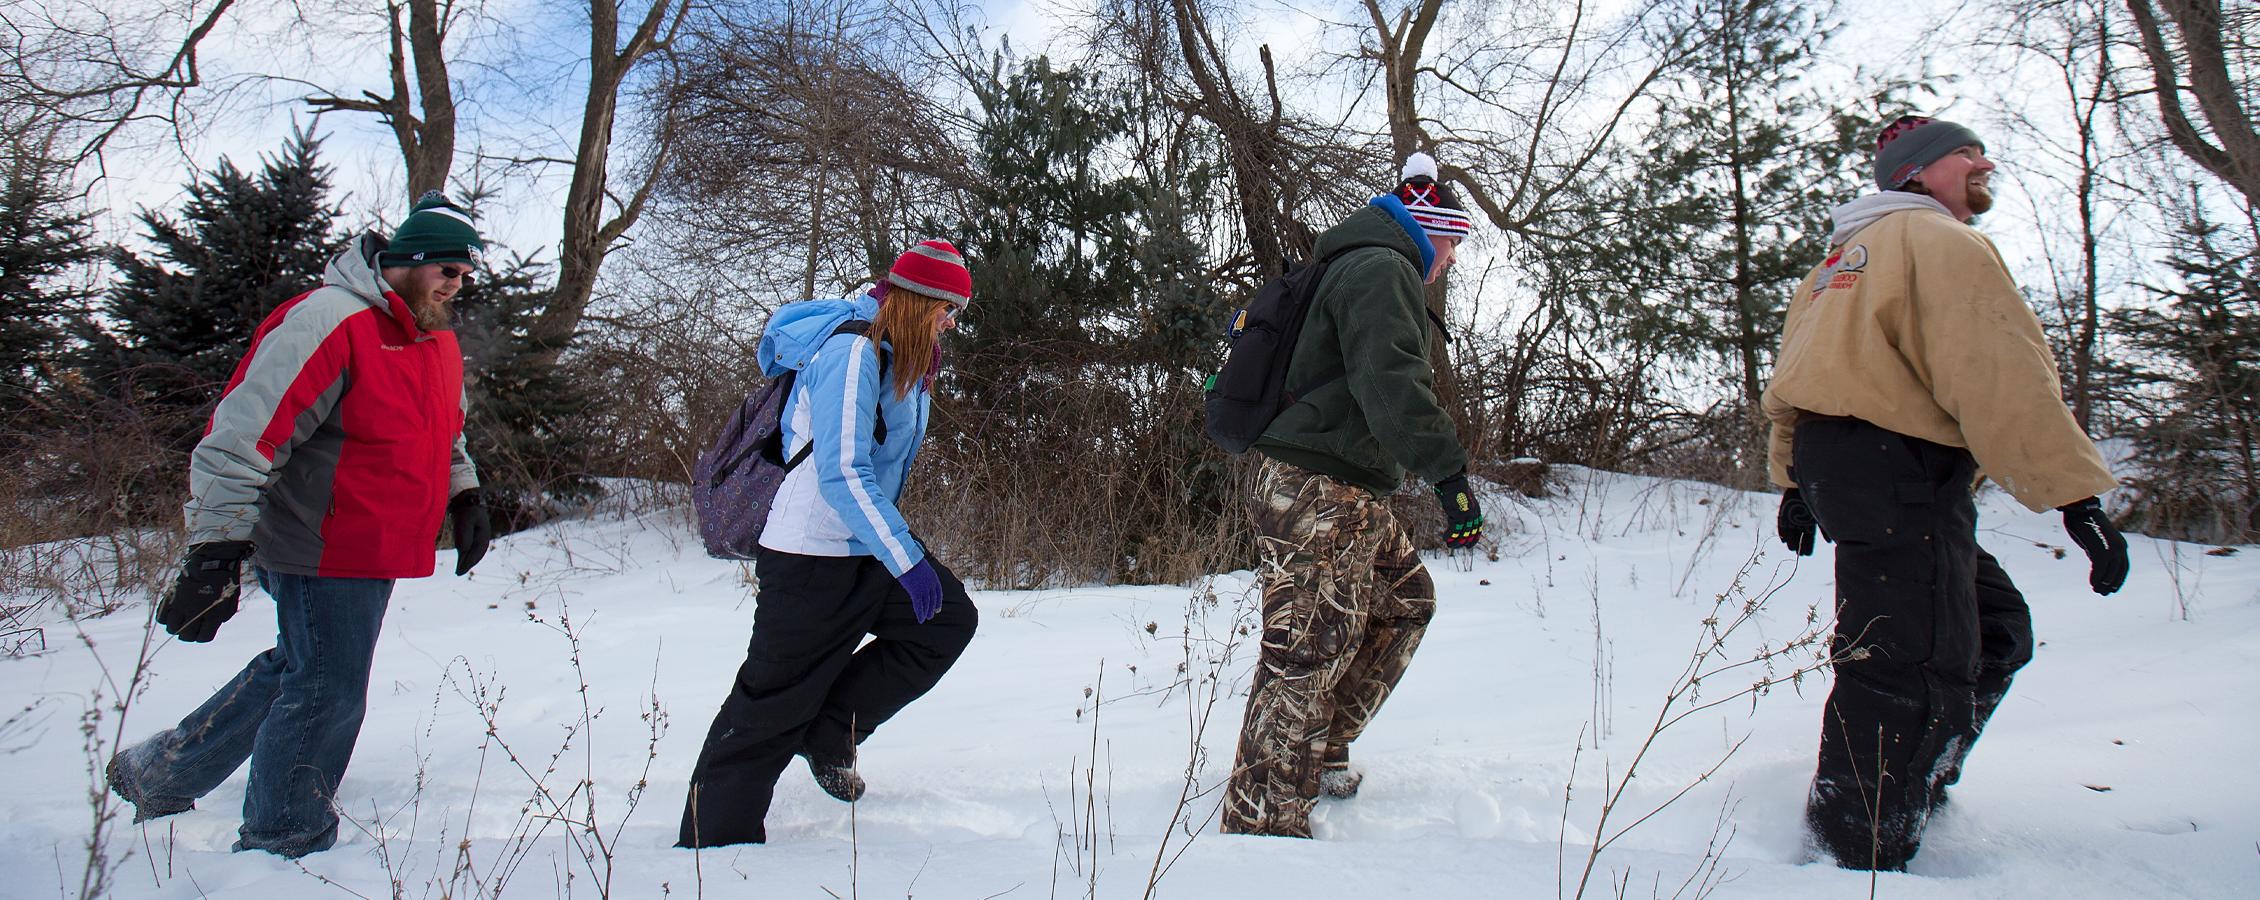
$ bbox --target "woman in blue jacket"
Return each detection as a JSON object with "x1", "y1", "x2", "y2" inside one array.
[{"x1": 679, "y1": 241, "x2": 980, "y2": 848}]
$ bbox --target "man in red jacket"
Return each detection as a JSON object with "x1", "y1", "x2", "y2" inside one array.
[{"x1": 104, "y1": 192, "x2": 495, "y2": 858}]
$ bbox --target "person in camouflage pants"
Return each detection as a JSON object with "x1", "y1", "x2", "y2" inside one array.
[
  {"x1": 1220, "y1": 154, "x2": 1482, "y2": 838},
  {"x1": 1222, "y1": 458, "x2": 1440, "y2": 837}
]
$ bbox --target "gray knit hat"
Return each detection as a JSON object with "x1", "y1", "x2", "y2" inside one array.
[
  {"x1": 1875, "y1": 116, "x2": 1984, "y2": 191},
  {"x1": 380, "y1": 190, "x2": 484, "y2": 268}
]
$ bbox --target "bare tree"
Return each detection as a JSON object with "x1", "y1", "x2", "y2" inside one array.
[
  {"x1": 2126, "y1": 0, "x2": 2260, "y2": 207},
  {"x1": 1093, "y1": 0, "x2": 1370, "y2": 278},
  {"x1": 1353, "y1": 0, "x2": 1698, "y2": 246},
  {"x1": 1358, "y1": 0, "x2": 1460, "y2": 388},
  {"x1": 1358, "y1": 0, "x2": 1436, "y2": 162},
  {"x1": 653, "y1": 0, "x2": 965, "y2": 300},
  {"x1": 293, "y1": 0, "x2": 686, "y2": 359},
  {"x1": 525, "y1": 0, "x2": 691, "y2": 356},
  {"x1": 303, "y1": 0, "x2": 459, "y2": 199},
  {"x1": 1989, "y1": 0, "x2": 2146, "y2": 429},
  {"x1": 0, "y1": 0, "x2": 239, "y2": 165},
  {"x1": 1345, "y1": 0, "x2": 1720, "y2": 451}
]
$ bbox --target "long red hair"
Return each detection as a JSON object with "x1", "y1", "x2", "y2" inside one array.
[{"x1": 868, "y1": 286, "x2": 948, "y2": 399}]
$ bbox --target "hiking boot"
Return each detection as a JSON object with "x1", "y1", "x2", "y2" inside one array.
[
  {"x1": 804, "y1": 753, "x2": 866, "y2": 803},
  {"x1": 107, "y1": 751, "x2": 195, "y2": 823},
  {"x1": 1319, "y1": 744, "x2": 1362, "y2": 799}
]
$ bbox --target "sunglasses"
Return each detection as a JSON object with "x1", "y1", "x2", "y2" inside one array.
[{"x1": 434, "y1": 263, "x2": 475, "y2": 282}]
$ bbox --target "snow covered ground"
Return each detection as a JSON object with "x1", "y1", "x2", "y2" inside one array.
[{"x1": 4, "y1": 468, "x2": 2255, "y2": 899}]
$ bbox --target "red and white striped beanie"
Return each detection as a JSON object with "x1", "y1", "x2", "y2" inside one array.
[
  {"x1": 886, "y1": 239, "x2": 973, "y2": 309},
  {"x1": 1394, "y1": 152, "x2": 1474, "y2": 240}
]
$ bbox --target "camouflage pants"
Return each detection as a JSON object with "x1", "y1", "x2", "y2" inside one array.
[{"x1": 1221, "y1": 457, "x2": 1437, "y2": 837}]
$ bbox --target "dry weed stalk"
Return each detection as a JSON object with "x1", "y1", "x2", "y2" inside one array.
[
  {"x1": 331, "y1": 598, "x2": 669, "y2": 899},
  {"x1": 64, "y1": 555, "x2": 177, "y2": 898},
  {"x1": 1039, "y1": 573, "x2": 1254, "y2": 900},
  {"x1": 1049, "y1": 662, "x2": 1114, "y2": 899},
  {"x1": 1558, "y1": 550, "x2": 1833, "y2": 900},
  {"x1": 1139, "y1": 576, "x2": 1256, "y2": 899}
]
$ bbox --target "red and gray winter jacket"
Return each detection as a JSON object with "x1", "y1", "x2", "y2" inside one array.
[{"x1": 183, "y1": 233, "x2": 479, "y2": 578}]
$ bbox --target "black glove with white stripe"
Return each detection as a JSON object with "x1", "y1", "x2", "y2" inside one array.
[{"x1": 2059, "y1": 497, "x2": 2128, "y2": 595}]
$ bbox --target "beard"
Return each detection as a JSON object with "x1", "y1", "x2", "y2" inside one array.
[
  {"x1": 410, "y1": 296, "x2": 454, "y2": 332},
  {"x1": 1967, "y1": 183, "x2": 1994, "y2": 216}
]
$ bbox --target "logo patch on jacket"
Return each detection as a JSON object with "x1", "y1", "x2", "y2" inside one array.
[{"x1": 1810, "y1": 244, "x2": 1868, "y2": 296}]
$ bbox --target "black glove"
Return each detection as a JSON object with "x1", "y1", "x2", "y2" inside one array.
[
  {"x1": 1777, "y1": 488, "x2": 1817, "y2": 556},
  {"x1": 2059, "y1": 497, "x2": 2128, "y2": 595},
  {"x1": 1434, "y1": 472, "x2": 1484, "y2": 549},
  {"x1": 448, "y1": 489, "x2": 493, "y2": 576},
  {"x1": 156, "y1": 540, "x2": 252, "y2": 643}
]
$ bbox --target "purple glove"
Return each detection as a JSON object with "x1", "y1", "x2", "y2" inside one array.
[{"x1": 897, "y1": 559, "x2": 943, "y2": 624}]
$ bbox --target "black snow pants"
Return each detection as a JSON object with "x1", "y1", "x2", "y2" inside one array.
[
  {"x1": 677, "y1": 549, "x2": 978, "y2": 848},
  {"x1": 1793, "y1": 417, "x2": 2035, "y2": 871}
]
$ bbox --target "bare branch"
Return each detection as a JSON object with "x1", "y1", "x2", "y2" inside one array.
[{"x1": 1, "y1": 0, "x2": 240, "y2": 164}]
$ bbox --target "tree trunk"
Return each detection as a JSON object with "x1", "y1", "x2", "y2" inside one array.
[
  {"x1": 1725, "y1": 4, "x2": 1763, "y2": 436},
  {"x1": 2072, "y1": 22, "x2": 2108, "y2": 431},
  {"x1": 1361, "y1": 0, "x2": 1459, "y2": 428},
  {"x1": 305, "y1": 0, "x2": 456, "y2": 200},
  {"x1": 2127, "y1": 0, "x2": 2260, "y2": 208},
  {"x1": 402, "y1": 0, "x2": 456, "y2": 198},
  {"x1": 1164, "y1": 0, "x2": 1309, "y2": 275},
  {"x1": 1362, "y1": 0, "x2": 1437, "y2": 163},
  {"x1": 529, "y1": 0, "x2": 686, "y2": 355}
]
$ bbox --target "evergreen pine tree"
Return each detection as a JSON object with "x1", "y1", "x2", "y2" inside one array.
[
  {"x1": 2109, "y1": 207, "x2": 2260, "y2": 544},
  {"x1": 919, "y1": 55, "x2": 1229, "y2": 582},
  {"x1": 1536, "y1": 0, "x2": 1882, "y2": 478},
  {"x1": 0, "y1": 137, "x2": 98, "y2": 398},
  {"x1": 97, "y1": 125, "x2": 344, "y2": 411},
  {"x1": 450, "y1": 250, "x2": 602, "y2": 529},
  {"x1": 947, "y1": 55, "x2": 1144, "y2": 369}
]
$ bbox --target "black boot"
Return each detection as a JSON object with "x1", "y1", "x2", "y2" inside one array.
[{"x1": 803, "y1": 752, "x2": 865, "y2": 803}]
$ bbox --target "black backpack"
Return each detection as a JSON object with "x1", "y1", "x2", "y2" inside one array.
[
  {"x1": 1203, "y1": 249, "x2": 1351, "y2": 453},
  {"x1": 693, "y1": 320, "x2": 889, "y2": 559}
]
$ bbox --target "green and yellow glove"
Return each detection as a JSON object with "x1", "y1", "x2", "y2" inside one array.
[{"x1": 1434, "y1": 472, "x2": 1484, "y2": 549}]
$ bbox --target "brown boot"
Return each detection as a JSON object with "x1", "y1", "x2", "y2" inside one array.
[{"x1": 1318, "y1": 744, "x2": 1362, "y2": 799}]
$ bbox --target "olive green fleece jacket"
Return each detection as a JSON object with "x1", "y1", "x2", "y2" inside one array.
[{"x1": 1253, "y1": 205, "x2": 1469, "y2": 495}]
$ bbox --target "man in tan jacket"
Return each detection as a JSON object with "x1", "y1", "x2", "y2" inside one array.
[{"x1": 1761, "y1": 116, "x2": 2130, "y2": 871}]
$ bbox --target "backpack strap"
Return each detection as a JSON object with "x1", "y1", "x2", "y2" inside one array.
[
  {"x1": 1283, "y1": 247, "x2": 1455, "y2": 406},
  {"x1": 1279, "y1": 245, "x2": 1385, "y2": 405},
  {"x1": 781, "y1": 320, "x2": 894, "y2": 471}
]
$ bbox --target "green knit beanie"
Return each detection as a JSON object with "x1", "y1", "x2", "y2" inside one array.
[{"x1": 380, "y1": 190, "x2": 484, "y2": 268}]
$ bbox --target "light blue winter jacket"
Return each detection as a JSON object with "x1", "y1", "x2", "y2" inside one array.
[{"x1": 755, "y1": 292, "x2": 931, "y2": 576}]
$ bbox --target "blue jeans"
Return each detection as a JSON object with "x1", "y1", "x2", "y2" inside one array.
[{"x1": 114, "y1": 568, "x2": 392, "y2": 857}]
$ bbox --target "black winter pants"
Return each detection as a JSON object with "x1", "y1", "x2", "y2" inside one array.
[
  {"x1": 677, "y1": 550, "x2": 977, "y2": 848},
  {"x1": 1793, "y1": 418, "x2": 2035, "y2": 871}
]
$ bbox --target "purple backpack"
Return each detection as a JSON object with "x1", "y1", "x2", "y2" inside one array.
[{"x1": 693, "y1": 321, "x2": 886, "y2": 559}]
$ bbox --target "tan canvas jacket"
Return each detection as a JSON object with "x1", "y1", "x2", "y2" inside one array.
[{"x1": 1762, "y1": 203, "x2": 2116, "y2": 512}]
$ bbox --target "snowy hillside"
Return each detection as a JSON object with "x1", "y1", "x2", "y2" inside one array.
[{"x1": 3, "y1": 468, "x2": 2255, "y2": 899}]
